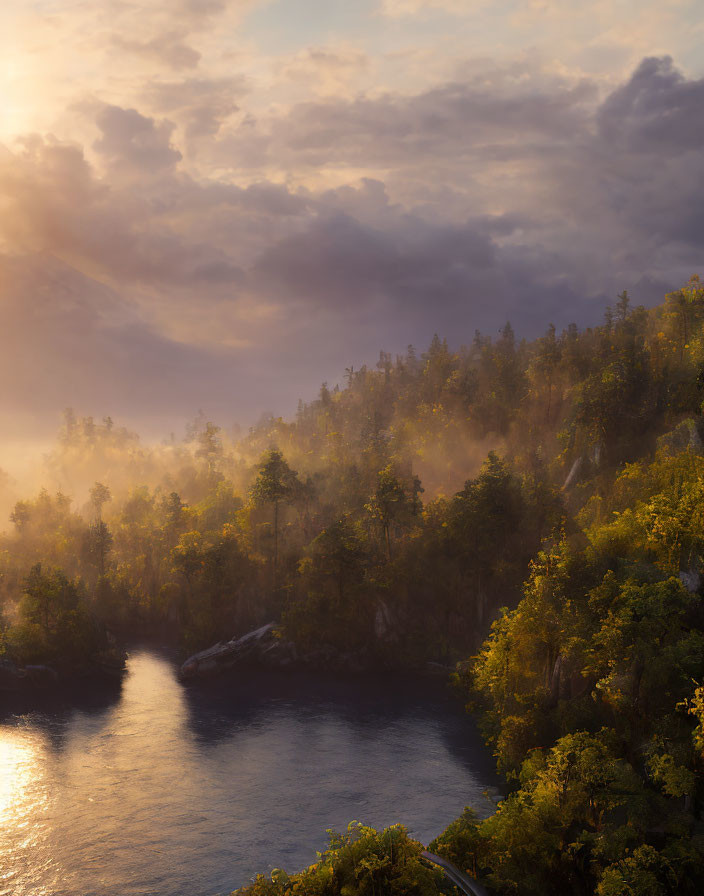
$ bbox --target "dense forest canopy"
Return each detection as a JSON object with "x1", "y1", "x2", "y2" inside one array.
[{"x1": 4, "y1": 278, "x2": 704, "y2": 893}]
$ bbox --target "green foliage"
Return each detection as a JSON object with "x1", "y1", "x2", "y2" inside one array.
[
  {"x1": 597, "y1": 846, "x2": 677, "y2": 896},
  {"x1": 82, "y1": 519, "x2": 113, "y2": 577},
  {"x1": 365, "y1": 465, "x2": 414, "y2": 558},
  {"x1": 89, "y1": 481, "x2": 112, "y2": 519},
  {"x1": 4, "y1": 279, "x2": 704, "y2": 893},
  {"x1": 283, "y1": 518, "x2": 371, "y2": 651},
  {"x1": 8, "y1": 565, "x2": 104, "y2": 668},
  {"x1": 429, "y1": 807, "x2": 485, "y2": 876},
  {"x1": 232, "y1": 823, "x2": 445, "y2": 896},
  {"x1": 250, "y1": 448, "x2": 302, "y2": 575},
  {"x1": 250, "y1": 449, "x2": 301, "y2": 509},
  {"x1": 587, "y1": 577, "x2": 704, "y2": 722}
]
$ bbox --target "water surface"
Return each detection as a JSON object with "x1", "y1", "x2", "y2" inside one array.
[{"x1": 0, "y1": 649, "x2": 498, "y2": 896}]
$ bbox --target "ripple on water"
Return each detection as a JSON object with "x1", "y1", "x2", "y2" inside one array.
[{"x1": 0, "y1": 649, "x2": 499, "y2": 896}]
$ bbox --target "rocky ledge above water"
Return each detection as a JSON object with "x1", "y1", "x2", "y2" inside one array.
[
  {"x1": 178, "y1": 623, "x2": 454, "y2": 681},
  {"x1": 179, "y1": 623, "x2": 282, "y2": 680}
]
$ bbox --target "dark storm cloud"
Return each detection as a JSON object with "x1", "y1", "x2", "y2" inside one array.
[
  {"x1": 233, "y1": 57, "x2": 702, "y2": 346},
  {"x1": 252, "y1": 212, "x2": 500, "y2": 311},
  {"x1": 581, "y1": 57, "x2": 704, "y2": 251},
  {"x1": 249, "y1": 207, "x2": 598, "y2": 348},
  {"x1": 598, "y1": 56, "x2": 704, "y2": 153}
]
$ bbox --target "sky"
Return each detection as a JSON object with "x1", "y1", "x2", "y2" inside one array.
[{"x1": 0, "y1": 0, "x2": 703, "y2": 439}]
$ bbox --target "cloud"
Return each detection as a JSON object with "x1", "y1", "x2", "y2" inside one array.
[
  {"x1": 0, "y1": 56, "x2": 702, "y2": 436},
  {"x1": 598, "y1": 56, "x2": 704, "y2": 153},
  {"x1": 379, "y1": 0, "x2": 484, "y2": 16},
  {"x1": 0, "y1": 254, "x2": 230, "y2": 420},
  {"x1": 275, "y1": 46, "x2": 370, "y2": 97},
  {"x1": 94, "y1": 105, "x2": 183, "y2": 172},
  {"x1": 112, "y1": 32, "x2": 202, "y2": 70},
  {"x1": 142, "y1": 77, "x2": 248, "y2": 144},
  {"x1": 212, "y1": 67, "x2": 596, "y2": 175},
  {"x1": 0, "y1": 131, "x2": 234, "y2": 290}
]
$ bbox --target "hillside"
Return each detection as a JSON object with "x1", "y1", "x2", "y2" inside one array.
[{"x1": 3, "y1": 279, "x2": 704, "y2": 893}]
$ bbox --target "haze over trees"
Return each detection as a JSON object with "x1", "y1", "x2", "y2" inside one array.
[{"x1": 3, "y1": 278, "x2": 704, "y2": 892}]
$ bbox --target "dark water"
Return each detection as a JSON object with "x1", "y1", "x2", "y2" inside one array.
[{"x1": 0, "y1": 649, "x2": 499, "y2": 896}]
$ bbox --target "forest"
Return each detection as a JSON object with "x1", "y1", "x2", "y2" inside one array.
[{"x1": 3, "y1": 277, "x2": 704, "y2": 894}]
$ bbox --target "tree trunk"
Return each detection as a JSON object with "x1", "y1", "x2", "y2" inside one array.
[{"x1": 273, "y1": 500, "x2": 279, "y2": 588}]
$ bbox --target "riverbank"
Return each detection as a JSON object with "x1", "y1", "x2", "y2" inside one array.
[
  {"x1": 0, "y1": 647, "x2": 499, "y2": 896},
  {"x1": 178, "y1": 622, "x2": 456, "y2": 681},
  {"x1": 0, "y1": 652, "x2": 126, "y2": 693}
]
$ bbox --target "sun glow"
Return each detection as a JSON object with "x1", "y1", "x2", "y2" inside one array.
[
  {"x1": 0, "y1": 54, "x2": 36, "y2": 139},
  {"x1": 0, "y1": 731, "x2": 39, "y2": 822}
]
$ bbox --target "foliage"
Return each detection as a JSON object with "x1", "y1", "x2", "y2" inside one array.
[
  {"x1": 6, "y1": 565, "x2": 105, "y2": 668},
  {"x1": 232, "y1": 823, "x2": 446, "y2": 896},
  {"x1": 3, "y1": 279, "x2": 704, "y2": 892}
]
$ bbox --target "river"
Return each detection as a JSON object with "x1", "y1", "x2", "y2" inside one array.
[{"x1": 0, "y1": 648, "x2": 499, "y2": 896}]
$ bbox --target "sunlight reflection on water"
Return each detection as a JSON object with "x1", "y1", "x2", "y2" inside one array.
[{"x1": 0, "y1": 650, "x2": 498, "y2": 896}]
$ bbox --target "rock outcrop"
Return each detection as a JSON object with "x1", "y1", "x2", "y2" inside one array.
[
  {"x1": 179, "y1": 623, "x2": 281, "y2": 680},
  {"x1": 562, "y1": 455, "x2": 584, "y2": 491},
  {"x1": 179, "y1": 620, "x2": 410, "y2": 680},
  {"x1": 680, "y1": 567, "x2": 702, "y2": 594},
  {"x1": 657, "y1": 417, "x2": 704, "y2": 456}
]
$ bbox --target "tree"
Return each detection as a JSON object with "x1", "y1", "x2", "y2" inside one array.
[
  {"x1": 10, "y1": 500, "x2": 31, "y2": 532},
  {"x1": 172, "y1": 531, "x2": 204, "y2": 593},
  {"x1": 529, "y1": 323, "x2": 561, "y2": 423},
  {"x1": 446, "y1": 452, "x2": 525, "y2": 601},
  {"x1": 587, "y1": 576, "x2": 703, "y2": 722},
  {"x1": 89, "y1": 482, "x2": 112, "y2": 520},
  {"x1": 21, "y1": 564, "x2": 79, "y2": 638},
  {"x1": 250, "y1": 449, "x2": 300, "y2": 578},
  {"x1": 665, "y1": 275, "x2": 704, "y2": 361},
  {"x1": 161, "y1": 491, "x2": 187, "y2": 547},
  {"x1": 306, "y1": 518, "x2": 367, "y2": 603},
  {"x1": 83, "y1": 520, "x2": 113, "y2": 577},
  {"x1": 170, "y1": 525, "x2": 249, "y2": 647},
  {"x1": 365, "y1": 465, "x2": 410, "y2": 559},
  {"x1": 615, "y1": 289, "x2": 630, "y2": 323},
  {"x1": 429, "y1": 807, "x2": 484, "y2": 879},
  {"x1": 60, "y1": 407, "x2": 78, "y2": 445},
  {"x1": 196, "y1": 421, "x2": 223, "y2": 474},
  {"x1": 13, "y1": 565, "x2": 97, "y2": 666},
  {"x1": 233, "y1": 823, "x2": 443, "y2": 896},
  {"x1": 598, "y1": 846, "x2": 677, "y2": 896}
]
